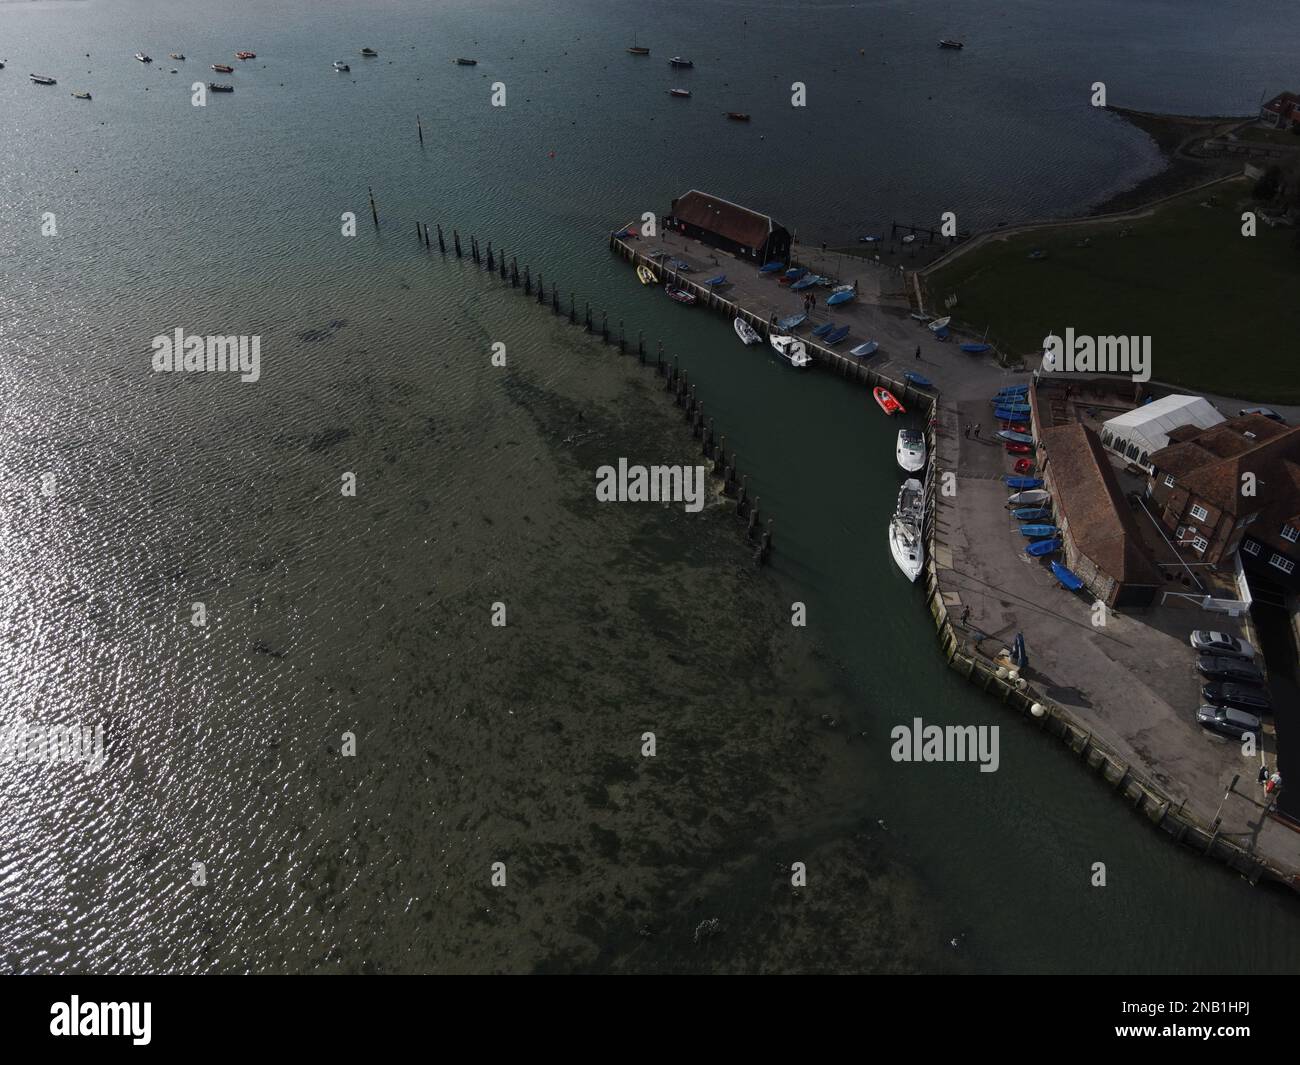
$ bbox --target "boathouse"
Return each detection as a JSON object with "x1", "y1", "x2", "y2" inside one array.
[
  {"x1": 665, "y1": 190, "x2": 791, "y2": 264},
  {"x1": 1039, "y1": 423, "x2": 1163, "y2": 608}
]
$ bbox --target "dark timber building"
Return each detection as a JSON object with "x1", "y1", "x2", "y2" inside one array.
[{"x1": 665, "y1": 190, "x2": 791, "y2": 264}]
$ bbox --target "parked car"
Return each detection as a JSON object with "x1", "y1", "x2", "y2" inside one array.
[
  {"x1": 1197, "y1": 704, "x2": 1262, "y2": 741},
  {"x1": 1189, "y1": 631, "x2": 1256, "y2": 660},
  {"x1": 1238, "y1": 407, "x2": 1285, "y2": 424},
  {"x1": 1201, "y1": 682, "x2": 1272, "y2": 714},
  {"x1": 1196, "y1": 655, "x2": 1265, "y2": 684}
]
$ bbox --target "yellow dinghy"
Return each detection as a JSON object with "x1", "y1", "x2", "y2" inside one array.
[{"x1": 636, "y1": 264, "x2": 658, "y2": 285}]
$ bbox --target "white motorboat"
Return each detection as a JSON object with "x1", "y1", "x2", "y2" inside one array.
[
  {"x1": 889, "y1": 478, "x2": 925, "y2": 582},
  {"x1": 733, "y1": 317, "x2": 761, "y2": 346},
  {"x1": 896, "y1": 429, "x2": 926, "y2": 473},
  {"x1": 333, "y1": 60, "x2": 350, "y2": 71},
  {"x1": 770, "y1": 334, "x2": 811, "y2": 368}
]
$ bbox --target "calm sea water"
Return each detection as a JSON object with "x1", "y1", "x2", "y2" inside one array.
[{"x1": 1, "y1": 0, "x2": 1297, "y2": 973}]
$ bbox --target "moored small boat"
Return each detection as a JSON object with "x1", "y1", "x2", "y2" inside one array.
[
  {"x1": 775, "y1": 313, "x2": 807, "y2": 330},
  {"x1": 825, "y1": 325, "x2": 850, "y2": 345},
  {"x1": 668, "y1": 56, "x2": 694, "y2": 67},
  {"x1": 873, "y1": 387, "x2": 905, "y2": 416},
  {"x1": 927, "y1": 316, "x2": 951, "y2": 333},
  {"x1": 360, "y1": 47, "x2": 379, "y2": 56},
  {"x1": 1019, "y1": 524, "x2": 1058, "y2": 538},
  {"x1": 770, "y1": 334, "x2": 811, "y2": 368},
  {"x1": 30, "y1": 74, "x2": 57, "y2": 84},
  {"x1": 889, "y1": 478, "x2": 925, "y2": 582},
  {"x1": 790, "y1": 274, "x2": 820, "y2": 291},
  {"x1": 627, "y1": 46, "x2": 650, "y2": 55},
  {"x1": 725, "y1": 111, "x2": 750, "y2": 121},
  {"x1": 235, "y1": 51, "x2": 256, "y2": 60},
  {"x1": 1025, "y1": 539, "x2": 1061, "y2": 557},
  {"x1": 1051, "y1": 561, "x2": 1085, "y2": 590},
  {"x1": 939, "y1": 39, "x2": 964, "y2": 49},
  {"x1": 784, "y1": 267, "x2": 808, "y2": 280},
  {"x1": 851, "y1": 341, "x2": 880, "y2": 359},
  {"x1": 636, "y1": 264, "x2": 658, "y2": 286},
  {"x1": 455, "y1": 57, "x2": 478, "y2": 65},
  {"x1": 759, "y1": 260, "x2": 785, "y2": 273},
  {"x1": 1005, "y1": 476, "x2": 1043, "y2": 490},
  {"x1": 998, "y1": 430, "x2": 1034, "y2": 445},
  {"x1": 71, "y1": 90, "x2": 91, "y2": 99},
  {"x1": 734, "y1": 318, "x2": 761, "y2": 346},
  {"x1": 333, "y1": 60, "x2": 350, "y2": 71},
  {"x1": 135, "y1": 52, "x2": 152, "y2": 63},
  {"x1": 668, "y1": 88, "x2": 691, "y2": 98},
  {"x1": 1007, "y1": 489, "x2": 1050, "y2": 506},
  {"x1": 962, "y1": 342, "x2": 991, "y2": 353},
  {"x1": 827, "y1": 289, "x2": 855, "y2": 306},
  {"x1": 903, "y1": 370, "x2": 932, "y2": 387},
  {"x1": 896, "y1": 429, "x2": 926, "y2": 473},
  {"x1": 1012, "y1": 507, "x2": 1051, "y2": 521},
  {"x1": 665, "y1": 285, "x2": 697, "y2": 305},
  {"x1": 208, "y1": 82, "x2": 234, "y2": 92},
  {"x1": 212, "y1": 63, "x2": 234, "y2": 72}
]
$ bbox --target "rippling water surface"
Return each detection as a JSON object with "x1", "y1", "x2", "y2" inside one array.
[{"x1": 1, "y1": 0, "x2": 1297, "y2": 972}]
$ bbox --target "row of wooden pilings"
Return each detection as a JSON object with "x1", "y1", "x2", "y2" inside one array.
[{"x1": 377, "y1": 193, "x2": 773, "y2": 564}]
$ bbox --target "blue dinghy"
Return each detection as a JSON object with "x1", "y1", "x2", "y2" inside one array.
[
  {"x1": 760, "y1": 261, "x2": 785, "y2": 273},
  {"x1": 852, "y1": 341, "x2": 880, "y2": 358},
  {"x1": 961, "y1": 342, "x2": 991, "y2": 354},
  {"x1": 1051, "y1": 561, "x2": 1085, "y2": 590},
  {"x1": 812, "y1": 322, "x2": 836, "y2": 337},
  {"x1": 785, "y1": 267, "x2": 808, "y2": 280},
  {"x1": 825, "y1": 325, "x2": 850, "y2": 344},
  {"x1": 1005, "y1": 476, "x2": 1043, "y2": 489},
  {"x1": 1011, "y1": 506, "x2": 1050, "y2": 521},
  {"x1": 827, "y1": 290, "x2": 855, "y2": 306},
  {"x1": 1025, "y1": 538, "x2": 1060, "y2": 557},
  {"x1": 998, "y1": 430, "x2": 1034, "y2": 444},
  {"x1": 705, "y1": 274, "x2": 727, "y2": 285},
  {"x1": 994, "y1": 385, "x2": 1030, "y2": 398},
  {"x1": 995, "y1": 407, "x2": 1030, "y2": 422},
  {"x1": 1019, "y1": 524, "x2": 1058, "y2": 537},
  {"x1": 903, "y1": 370, "x2": 932, "y2": 387},
  {"x1": 790, "y1": 274, "x2": 820, "y2": 291},
  {"x1": 776, "y1": 313, "x2": 807, "y2": 329}
]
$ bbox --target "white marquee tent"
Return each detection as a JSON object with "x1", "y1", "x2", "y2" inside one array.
[{"x1": 1100, "y1": 395, "x2": 1224, "y2": 471}]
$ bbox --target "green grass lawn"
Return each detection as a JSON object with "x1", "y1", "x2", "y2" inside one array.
[{"x1": 925, "y1": 179, "x2": 1300, "y2": 402}]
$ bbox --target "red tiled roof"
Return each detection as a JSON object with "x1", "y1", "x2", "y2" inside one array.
[
  {"x1": 1150, "y1": 416, "x2": 1300, "y2": 514},
  {"x1": 1043, "y1": 423, "x2": 1163, "y2": 585},
  {"x1": 670, "y1": 190, "x2": 776, "y2": 250}
]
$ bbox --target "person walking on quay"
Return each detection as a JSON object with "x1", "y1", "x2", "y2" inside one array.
[
  {"x1": 1259, "y1": 764, "x2": 1270, "y2": 787},
  {"x1": 961, "y1": 605, "x2": 971, "y2": 627},
  {"x1": 915, "y1": 344, "x2": 921, "y2": 360},
  {"x1": 973, "y1": 423, "x2": 981, "y2": 439},
  {"x1": 964, "y1": 424, "x2": 971, "y2": 438}
]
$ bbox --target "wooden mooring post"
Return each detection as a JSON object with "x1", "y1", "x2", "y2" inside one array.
[
  {"x1": 367, "y1": 186, "x2": 378, "y2": 227},
  {"x1": 436, "y1": 224, "x2": 446, "y2": 254}
]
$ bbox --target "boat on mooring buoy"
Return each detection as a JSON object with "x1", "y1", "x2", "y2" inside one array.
[{"x1": 889, "y1": 479, "x2": 925, "y2": 582}]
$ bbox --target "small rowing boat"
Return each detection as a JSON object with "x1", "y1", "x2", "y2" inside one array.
[
  {"x1": 235, "y1": 51, "x2": 256, "y2": 60},
  {"x1": 759, "y1": 261, "x2": 785, "y2": 273},
  {"x1": 770, "y1": 334, "x2": 812, "y2": 368},
  {"x1": 927, "y1": 316, "x2": 951, "y2": 333},
  {"x1": 790, "y1": 274, "x2": 820, "y2": 291},
  {"x1": 1019, "y1": 524, "x2": 1058, "y2": 538},
  {"x1": 784, "y1": 267, "x2": 807, "y2": 280},
  {"x1": 169, "y1": 53, "x2": 185, "y2": 60},
  {"x1": 775, "y1": 313, "x2": 807, "y2": 330},
  {"x1": 825, "y1": 325, "x2": 850, "y2": 344},
  {"x1": 961, "y1": 342, "x2": 991, "y2": 354},
  {"x1": 873, "y1": 387, "x2": 905, "y2": 416},
  {"x1": 30, "y1": 74, "x2": 57, "y2": 84},
  {"x1": 851, "y1": 341, "x2": 880, "y2": 359},
  {"x1": 1013, "y1": 458, "x2": 1035, "y2": 475},
  {"x1": 1005, "y1": 443, "x2": 1031, "y2": 454},
  {"x1": 208, "y1": 82, "x2": 234, "y2": 92},
  {"x1": 455, "y1": 58, "x2": 478, "y2": 65},
  {"x1": 668, "y1": 88, "x2": 691, "y2": 97},
  {"x1": 903, "y1": 370, "x2": 932, "y2": 387},
  {"x1": 212, "y1": 63, "x2": 234, "y2": 72},
  {"x1": 1005, "y1": 476, "x2": 1043, "y2": 490},
  {"x1": 734, "y1": 318, "x2": 761, "y2": 346},
  {"x1": 1051, "y1": 561, "x2": 1085, "y2": 591},
  {"x1": 998, "y1": 430, "x2": 1034, "y2": 444},
  {"x1": 1025, "y1": 539, "x2": 1060, "y2": 557},
  {"x1": 827, "y1": 289, "x2": 855, "y2": 306},
  {"x1": 939, "y1": 39, "x2": 964, "y2": 49},
  {"x1": 704, "y1": 274, "x2": 726, "y2": 285},
  {"x1": 71, "y1": 90, "x2": 91, "y2": 99},
  {"x1": 1007, "y1": 489, "x2": 1050, "y2": 506},
  {"x1": 1012, "y1": 507, "x2": 1050, "y2": 521},
  {"x1": 135, "y1": 52, "x2": 152, "y2": 63},
  {"x1": 725, "y1": 111, "x2": 750, "y2": 121},
  {"x1": 669, "y1": 56, "x2": 694, "y2": 67},
  {"x1": 812, "y1": 322, "x2": 835, "y2": 338},
  {"x1": 333, "y1": 60, "x2": 350, "y2": 71},
  {"x1": 665, "y1": 285, "x2": 696, "y2": 305},
  {"x1": 360, "y1": 47, "x2": 379, "y2": 56},
  {"x1": 636, "y1": 264, "x2": 658, "y2": 285}
]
